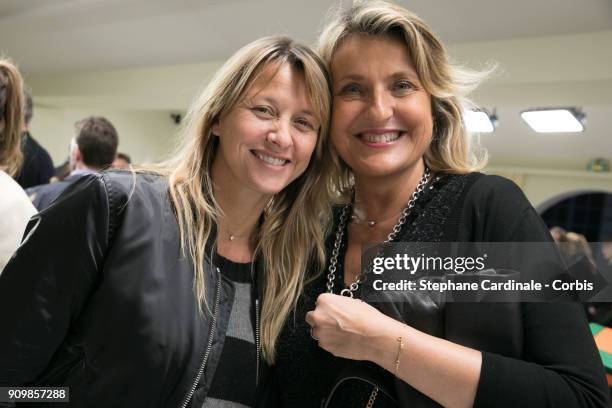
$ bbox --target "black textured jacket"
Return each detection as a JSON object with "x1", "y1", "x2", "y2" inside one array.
[
  {"x1": 268, "y1": 173, "x2": 610, "y2": 408},
  {"x1": 0, "y1": 171, "x2": 265, "y2": 407},
  {"x1": 16, "y1": 132, "x2": 54, "y2": 189}
]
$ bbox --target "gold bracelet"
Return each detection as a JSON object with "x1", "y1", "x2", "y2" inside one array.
[{"x1": 394, "y1": 336, "x2": 404, "y2": 377}]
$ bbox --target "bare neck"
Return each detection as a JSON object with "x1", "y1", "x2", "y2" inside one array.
[
  {"x1": 214, "y1": 185, "x2": 268, "y2": 235},
  {"x1": 74, "y1": 162, "x2": 101, "y2": 171},
  {"x1": 353, "y1": 160, "x2": 426, "y2": 221},
  {"x1": 212, "y1": 179, "x2": 269, "y2": 263}
]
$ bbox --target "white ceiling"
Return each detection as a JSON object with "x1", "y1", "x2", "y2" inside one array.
[
  {"x1": 1, "y1": 0, "x2": 611, "y2": 74},
  {"x1": 0, "y1": 0, "x2": 611, "y2": 170}
]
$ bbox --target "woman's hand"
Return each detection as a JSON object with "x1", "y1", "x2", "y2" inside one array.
[
  {"x1": 306, "y1": 293, "x2": 482, "y2": 408},
  {"x1": 305, "y1": 293, "x2": 401, "y2": 362}
]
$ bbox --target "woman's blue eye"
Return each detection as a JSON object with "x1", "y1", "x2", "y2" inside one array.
[
  {"x1": 296, "y1": 118, "x2": 315, "y2": 130},
  {"x1": 253, "y1": 106, "x2": 273, "y2": 115},
  {"x1": 339, "y1": 83, "x2": 362, "y2": 95},
  {"x1": 394, "y1": 81, "x2": 415, "y2": 93}
]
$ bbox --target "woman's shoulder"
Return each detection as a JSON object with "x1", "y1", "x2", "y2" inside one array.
[
  {"x1": 466, "y1": 173, "x2": 523, "y2": 194},
  {"x1": 0, "y1": 170, "x2": 36, "y2": 216},
  {"x1": 50, "y1": 170, "x2": 170, "y2": 226},
  {"x1": 0, "y1": 171, "x2": 36, "y2": 269},
  {"x1": 447, "y1": 172, "x2": 550, "y2": 242},
  {"x1": 63, "y1": 170, "x2": 169, "y2": 205},
  {"x1": 101, "y1": 169, "x2": 169, "y2": 195},
  {"x1": 462, "y1": 173, "x2": 531, "y2": 212}
]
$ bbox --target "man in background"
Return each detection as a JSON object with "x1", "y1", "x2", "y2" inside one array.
[
  {"x1": 27, "y1": 116, "x2": 118, "y2": 210},
  {"x1": 587, "y1": 234, "x2": 612, "y2": 325},
  {"x1": 16, "y1": 89, "x2": 54, "y2": 188},
  {"x1": 112, "y1": 152, "x2": 132, "y2": 169}
]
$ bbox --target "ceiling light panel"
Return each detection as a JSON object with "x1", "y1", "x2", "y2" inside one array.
[{"x1": 521, "y1": 108, "x2": 585, "y2": 133}]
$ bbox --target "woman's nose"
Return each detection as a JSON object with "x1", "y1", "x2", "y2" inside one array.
[
  {"x1": 366, "y1": 89, "x2": 393, "y2": 122},
  {"x1": 266, "y1": 120, "x2": 292, "y2": 149}
]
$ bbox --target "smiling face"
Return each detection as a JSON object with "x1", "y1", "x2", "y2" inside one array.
[
  {"x1": 330, "y1": 34, "x2": 433, "y2": 180},
  {"x1": 211, "y1": 63, "x2": 320, "y2": 198}
]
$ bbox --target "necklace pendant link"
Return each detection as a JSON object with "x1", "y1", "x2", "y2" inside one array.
[{"x1": 340, "y1": 288, "x2": 354, "y2": 298}]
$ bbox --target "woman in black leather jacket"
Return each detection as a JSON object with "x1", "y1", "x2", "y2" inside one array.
[
  {"x1": 270, "y1": 2, "x2": 610, "y2": 407},
  {"x1": 0, "y1": 36, "x2": 333, "y2": 407}
]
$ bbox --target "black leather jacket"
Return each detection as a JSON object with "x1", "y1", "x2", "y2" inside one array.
[{"x1": 0, "y1": 171, "x2": 264, "y2": 407}]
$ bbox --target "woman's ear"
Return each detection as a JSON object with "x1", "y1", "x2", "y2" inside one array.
[{"x1": 211, "y1": 119, "x2": 221, "y2": 137}]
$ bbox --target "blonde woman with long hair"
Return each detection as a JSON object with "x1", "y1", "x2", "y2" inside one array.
[
  {"x1": 269, "y1": 2, "x2": 609, "y2": 407},
  {"x1": 0, "y1": 58, "x2": 36, "y2": 272},
  {"x1": 0, "y1": 36, "x2": 332, "y2": 407}
]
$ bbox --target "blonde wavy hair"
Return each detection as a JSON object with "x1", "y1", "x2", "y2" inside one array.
[
  {"x1": 0, "y1": 58, "x2": 24, "y2": 177},
  {"x1": 318, "y1": 0, "x2": 490, "y2": 193},
  {"x1": 148, "y1": 36, "x2": 333, "y2": 363}
]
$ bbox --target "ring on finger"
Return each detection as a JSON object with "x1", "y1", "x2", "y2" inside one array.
[{"x1": 310, "y1": 326, "x2": 319, "y2": 341}]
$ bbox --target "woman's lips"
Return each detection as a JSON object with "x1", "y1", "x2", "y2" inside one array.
[
  {"x1": 251, "y1": 150, "x2": 290, "y2": 166},
  {"x1": 357, "y1": 130, "x2": 403, "y2": 147}
]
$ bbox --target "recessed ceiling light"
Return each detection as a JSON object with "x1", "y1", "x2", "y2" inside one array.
[
  {"x1": 520, "y1": 108, "x2": 585, "y2": 133},
  {"x1": 465, "y1": 109, "x2": 497, "y2": 133}
]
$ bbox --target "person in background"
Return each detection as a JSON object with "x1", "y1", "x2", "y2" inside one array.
[
  {"x1": 549, "y1": 225, "x2": 567, "y2": 243},
  {"x1": 112, "y1": 152, "x2": 131, "y2": 169},
  {"x1": 15, "y1": 89, "x2": 54, "y2": 188},
  {"x1": 599, "y1": 235, "x2": 612, "y2": 269},
  {"x1": 26, "y1": 116, "x2": 118, "y2": 211},
  {"x1": 550, "y1": 227, "x2": 597, "y2": 267},
  {"x1": 550, "y1": 227, "x2": 611, "y2": 324},
  {"x1": 591, "y1": 233, "x2": 612, "y2": 325},
  {"x1": 51, "y1": 158, "x2": 71, "y2": 182},
  {"x1": 0, "y1": 59, "x2": 36, "y2": 273}
]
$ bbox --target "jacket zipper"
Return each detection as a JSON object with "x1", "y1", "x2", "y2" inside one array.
[
  {"x1": 255, "y1": 298, "x2": 261, "y2": 387},
  {"x1": 180, "y1": 267, "x2": 222, "y2": 408}
]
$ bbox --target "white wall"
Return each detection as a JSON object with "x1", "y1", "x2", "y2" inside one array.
[
  {"x1": 29, "y1": 107, "x2": 181, "y2": 165},
  {"x1": 488, "y1": 167, "x2": 612, "y2": 208},
  {"x1": 24, "y1": 60, "x2": 216, "y2": 165}
]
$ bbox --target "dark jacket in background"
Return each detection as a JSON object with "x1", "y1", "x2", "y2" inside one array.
[
  {"x1": 26, "y1": 174, "x2": 87, "y2": 211},
  {"x1": 16, "y1": 132, "x2": 54, "y2": 189}
]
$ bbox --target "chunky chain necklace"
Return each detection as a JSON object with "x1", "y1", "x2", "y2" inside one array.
[{"x1": 325, "y1": 167, "x2": 431, "y2": 298}]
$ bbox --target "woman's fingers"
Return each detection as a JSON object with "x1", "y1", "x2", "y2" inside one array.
[
  {"x1": 305, "y1": 293, "x2": 395, "y2": 360},
  {"x1": 305, "y1": 310, "x2": 316, "y2": 327}
]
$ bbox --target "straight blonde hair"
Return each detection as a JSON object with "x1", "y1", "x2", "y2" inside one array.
[
  {"x1": 318, "y1": 0, "x2": 490, "y2": 194},
  {"x1": 146, "y1": 36, "x2": 333, "y2": 363},
  {"x1": 0, "y1": 58, "x2": 24, "y2": 177}
]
